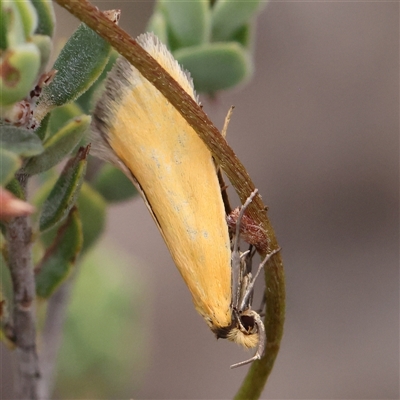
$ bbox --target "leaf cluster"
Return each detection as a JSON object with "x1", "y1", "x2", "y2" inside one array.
[
  {"x1": 149, "y1": 0, "x2": 265, "y2": 93},
  {"x1": 0, "y1": 2, "x2": 136, "y2": 347}
]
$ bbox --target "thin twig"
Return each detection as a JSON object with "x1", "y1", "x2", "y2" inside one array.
[
  {"x1": 38, "y1": 281, "x2": 73, "y2": 399},
  {"x1": 6, "y1": 174, "x2": 40, "y2": 400},
  {"x1": 53, "y1": 2, "x2": 286, "y2": 398}
]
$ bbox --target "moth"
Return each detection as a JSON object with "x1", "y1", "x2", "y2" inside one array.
[{"x1": 91, "y1": 33, "x2": 276, "y2": 368}]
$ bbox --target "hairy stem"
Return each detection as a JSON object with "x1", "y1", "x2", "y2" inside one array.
[{"x1": 6, "y1": 175, "x2": 39, "y2": 400}]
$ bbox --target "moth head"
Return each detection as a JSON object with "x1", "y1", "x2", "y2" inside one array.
[
  {"x1": 226, "y1": 311, "x2": 260, "y2": 349},
  {"x1": 213, "y1": 309, "x2": 266, "y2": 368}
]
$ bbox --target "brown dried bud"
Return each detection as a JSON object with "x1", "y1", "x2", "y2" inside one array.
[{"x1": 227, "y1": 207, "x2": 268, "y2": 251}]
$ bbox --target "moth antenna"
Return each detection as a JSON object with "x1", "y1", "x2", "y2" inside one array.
[
  {"x1": 233, "y1": 189, "x2": 259, "y2": 255},
  {"x1": 216, "y1": 106, "x2": 235, "y2": 214}
]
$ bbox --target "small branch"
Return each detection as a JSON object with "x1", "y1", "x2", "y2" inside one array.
[
  {"x1": 6, "y1": 175, "x2": 40, "y2": 400},
  {"x1": 38, "y1": 281, "x2": 73, "y2": 399},
  {"x1": 53, "y1": 1, "x2": 286, "y2": 398}
]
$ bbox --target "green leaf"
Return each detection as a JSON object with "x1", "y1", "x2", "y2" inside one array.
[
  {"x1": 47, "y1": 103, "x2": 83, "y2": 138},
  {"x1": 159, "y1": 0, "x2": 210, "y2": 48},
  {"x1": 175, "y1": 42, "x2": 252, "y2": 93},
  {"x1": 1, "y1": 0, "x2": 25, "y2": 48},
  {"x1": 5, "y1": 177, "x2": 24, "y2": 200},
  {"x1": 147, "y1": 11, "x2": 168, "y2": 48},
  {"x1": 0, "y1": 148, "x2": 21, "y2": 185},
  {"x1": 0, "y1": 43, "x2": 40, "y2": 106},
  {"x1": 93, "y1": 164, "x2": 137, "y2": 203},
  {"x1": 231, "y1": 24, "x2": 252, "y2": 49},
  {"x1": 0, "y1": 125, "x2": 44, "y2": 156},
  {"x1": 31, "y1": 0, "x2": 55, "y2": 37},
  {"x1": 0, "y1": 2, "x2": 9, "y2": 50},
  {"x1": 39, "y1": 145, "x2": 89, "y2": 232},
  {"x1": 211, "y1": 0, "x2": 264, "y2": 42},
  {"x1": 75, "y1": 50, "x2": 118, "y2": 114},
  {"x1": 14, "y1": 0, "x2": 38, "y2": 39},
  {"x1": 35, "y1": 206, "x2": 83, "y2": 298},
  {"x1": 32, "y1": 175, "x2": 57, "y2": 244},
  {"x1": 35, "y1": 110, "x2": 50, "y2": 140},
  {"x1": 24, "y1": 114, "x2": 90, "y2": 175},
  {"x1": 35, "y1": 23, "x2": 113, "y2": 121},
  {"x1": 77, "y1": 182, "x2": 106, "y2": 253},
  {"x1": 31, "y1": 34, "x2": 52, "y2": 75}
]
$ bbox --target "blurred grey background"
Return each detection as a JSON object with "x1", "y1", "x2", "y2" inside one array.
[{"x1": 1, "y1": 1, "x2": 398, "y2": 399}]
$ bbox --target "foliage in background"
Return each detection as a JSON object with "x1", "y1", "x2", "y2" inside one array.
[
  {"x1": 149, "y1": 0, "x2": 265, "y2": 93},
  {"x1": 0, "y1": 0, "x2": 265, "y2": 398},
  {"x1": 54, "y1": 245, "x2": 147, "y2": 398}
]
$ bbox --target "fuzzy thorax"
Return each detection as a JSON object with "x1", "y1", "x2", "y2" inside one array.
[
  {"x1": 212, "y1": 309, "x2": 261, "y2": 349},
  {"x1": 227, "y1": 327, "x2": 259, "y2": 349}
]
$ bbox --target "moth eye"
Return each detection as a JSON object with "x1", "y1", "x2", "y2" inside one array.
[{"x1": 240, "y1": 314, "x2": 256, "y2": 334}]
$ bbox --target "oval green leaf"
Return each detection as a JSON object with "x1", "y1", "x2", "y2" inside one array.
[
  {"x1": 14, "y1": 0, "x2": 38, "y2": 39},
  {"x1": 2, "y1": 0, "x2": 25, "y2": 48},
  {"x1": 31, "y1": 0, "x2": 55, "y2": 37},
  {"x1": 39, "y1": 145, "x2": 89, "y2": 232},
  {"x1": 93, "y1": 164, "x2": 137, "y2": 203},
  {"x1": 147, "y1": 12, "x2": 168, "y2": 48},
  {"x1": 77, "y1": 182, "x2": 106, "y2": 253},
  {"x1": 0, "y1": 148, "x2": 21, "y2": 185},
  {"x1": 35, "y1": 23, "x2": 113, "y2": 120},
  {"x1": 5, "y1": 177, "x2": 24, "y2": 200},
  {"x1": 75, "y1": 50, "x2": 118, "y2": 114},
  {"x1": 0, "y1": 2, "x2": 8, "y2": 50},
  {"x1": 159, "y1": 0, "x2": 210, "y2": 48},
  {"x1": 0, "y1": 125, "x2": 44, "y2": 156},
  {"x1": 24, "y1": 114, "x2": 90, "y2": 175},
  {"x1": 175, "y1": 42, "x2": 252, "y2": 93},
  {"x1": 35, "y1": 206, "x2": 83, "y2": 299},
  {"x1": 32, "y1": 34, "x2": 52, "y2": 75},
  {"x1": 35, "y1": 110, "x2": 50, "y2": 140},
  {"x1": 211, "y1": 0, "x2": 265, "y2": 42},
  {"x1": 47, "y1": 103, "x2": 83, "y2": 138},
  {"x1": 0, "y1": 43, "x2": 40, "y2": 106}
]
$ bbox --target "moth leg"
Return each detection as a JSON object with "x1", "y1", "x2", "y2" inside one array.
[
  {"x1": 239, "y1": 247, "x2": 281, "y2": 311},
  {"x1": 230, "y1": 311, "x2": 266, "y2": 369},
  {"x1": 231, "y1": 190, "x2": 259, "y2": 308}
]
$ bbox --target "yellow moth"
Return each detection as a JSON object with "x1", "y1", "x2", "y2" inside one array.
[{"x1": 91, "y1": 33, "x2": 275, "y2": 368}]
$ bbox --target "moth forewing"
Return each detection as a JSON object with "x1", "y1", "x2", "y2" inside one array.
[{"x1": 92, "y1": 32, "x2": 232, "y2": 332}]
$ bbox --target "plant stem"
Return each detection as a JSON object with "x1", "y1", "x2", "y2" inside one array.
[
  {"x1": 6, "y1": 174, "x2": 39, "y2": 400},
  {"x1": 53, "y1": 1, "x2": 286, "y2": 397},
  {"x1": 38, "y1": 281, "x2": 72, "y2": 399}
]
